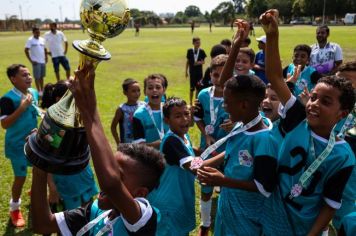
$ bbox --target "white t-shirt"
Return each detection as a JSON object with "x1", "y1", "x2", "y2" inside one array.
[
  {"x1": 44, "y1": 30, "x2": 67, "y2": 58},
  {"x1": 25, "y1": 36, "x2": 46, "y2": 64},
  {"x1": 310, "y1": 42, "x2": 343, "y2": 74}
]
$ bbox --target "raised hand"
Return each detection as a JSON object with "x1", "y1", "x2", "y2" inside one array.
[
  {"x1": 232, "y1": 19, "x2": 250, "y2": 47},
  {"x1": 259, "y1": 9, "x2": 279, "y2": 35},
  {"x1": 20, "y1": 93, "x2": 33, "y2": 110}
]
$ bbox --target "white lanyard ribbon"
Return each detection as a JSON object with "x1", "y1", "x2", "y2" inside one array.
[
  {"x1": 289, "y1": 125, "x2": 336, "y2": 199},
  {"x1": 201, "y1": 114, "x2": 262, "y2": 160},
  {"x1": 205, "y1": 86, "x2": 222, "y2": 135},
  {"x1": 193, "y1": 48, "x2": 200, "y2": 62},
  {"x1": 77, "y1": 210, "x2": 113, "y2": 236},
  {"x1": 145, "y1": 103, "x2": 164, "y2": 140},
  {"x1": 337, "y1": 104, "x2": 356, "y2": 138}
]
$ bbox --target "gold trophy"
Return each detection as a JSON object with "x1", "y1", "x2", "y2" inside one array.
[{"x1": 25, "y1": 0, "x2": 130, "y2": 174}]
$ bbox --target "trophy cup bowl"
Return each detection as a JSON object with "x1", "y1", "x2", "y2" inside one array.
[{"x1": 25, "y1": 0, "x2": 130, "y2": 175}]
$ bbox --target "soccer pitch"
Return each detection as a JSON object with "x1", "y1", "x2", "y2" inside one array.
[{"x1": 0, "y1": 25, "x2": 355, "y2": 235}]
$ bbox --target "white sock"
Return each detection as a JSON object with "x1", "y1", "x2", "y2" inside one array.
[
  {"x1": 321, "y1": 228, "x2": 329, "y2": 236},
  {"x1": 10, "y1": 198, "x2": 21, "y2": 212},
  {"x1": 200, "y1": 199, "x2": 212, "y2": 227}
]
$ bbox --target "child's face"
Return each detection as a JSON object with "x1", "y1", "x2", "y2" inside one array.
[
  {"x1": 97, "y1": 153, "x2": 147, "y2": 210},
  {"x1": 11, "y1": 67, "x2": 32, "y2": 93},
  {"x1": 164, "y1": 105, "x2": 190, "y2": 137},
  {"x1": 124, "y1": 82, "x2": 141, "y2": 103},
  {"x1": 293, "y1": 50, "x2": 309, "y2": 67},
  {"x1": 210, "y1": 66, "x2": 223, "y2": 87},
  {"x1": 306, "y1": 82, "x2": 347, "y2": 133},
  {"x1": 235, "y1": 52, "x2": 254, "y2": 75},
  {"x1": 193, "y1": 40, "x2": 201, "y2": 48},
  {"x1": 223, "y1": 87, "x2": 244, "y2": 122},
  {"x1": 261, "y1": 87, "x2": 280, "y2": 122},
  {"x1": 258, "y1": 41, "x2": 265, "y2": 50},
  {"x1": 337, "y1": 71, "x2": 356, "y2": 88},
  {"x1": 145, "y1": 78, "x2": 165, "y2": 106}
]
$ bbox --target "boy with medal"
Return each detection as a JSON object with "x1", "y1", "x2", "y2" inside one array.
[
  {"x1": 194, "y1": 54, "x2": 229, "y2": 235},
  {"x1": 133, "y1": 74, "x2": 169, "y2": 149},
  {"x1": 148, "y1": 97, "x2": 197, "y2": 235},
  {"x1": 195, "y1": 20, "x2": 281, "y2": 236},
  {"x1": 186, "y1": 37, "x2": 207, "y2": 105},
  {"x1": 261, "y1": 9, "x2": 355, "y2": 235}
]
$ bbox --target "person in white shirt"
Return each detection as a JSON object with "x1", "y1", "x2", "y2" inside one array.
[
  {"x1": 44, "y1": 23, "x2": 71, "y2": 81},
  {"x1": 25, "y1": 27, "x2": 47, "y2": 95},
  {"x1": 310, "y1": 25, "x2": 343, "y2": 76}
]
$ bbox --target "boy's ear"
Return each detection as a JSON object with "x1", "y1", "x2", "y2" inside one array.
[
  {"x1": 163, "y1": 117, "x2": 170, "y2": 125},
  {"x1": 134, "y1": 187, "x2": 149, "y2": 198},
  {"x1": 339, "y1": 109, "x2": 351, "y2": 120},
  {"x1": 123, "y1": 90, "x2": 128, "y2": 96}
]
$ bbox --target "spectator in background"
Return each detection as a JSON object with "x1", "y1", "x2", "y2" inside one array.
[
  {"x1": 25, "y1": 27, "x2": 47, "y2": 96},
  {"x1": 253, "y1": 35, "x2": 267, "y2": 84},
  {"x1": 310, "y1": 25, "x2": 343, "y2": 76},
  {"x1": 220, "y1": 39, "x2": 232, "y2": 55},
  {"x1": 44, "y1": 23, "x2": 71, "y2": 81}
]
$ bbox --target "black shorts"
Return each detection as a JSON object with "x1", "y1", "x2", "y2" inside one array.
[{"x1": 189, "y1": 73, "x2": 202, "y2": 91}]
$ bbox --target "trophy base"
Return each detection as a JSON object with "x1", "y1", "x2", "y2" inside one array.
[
  {"x1": 73, "y1": 40, "x2": 111, "y2": 61},
  {"x1": 25, "y1": 133, "x2": 90, "y2": 175}
]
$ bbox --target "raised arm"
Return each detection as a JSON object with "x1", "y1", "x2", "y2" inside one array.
[
  {"x1": 260, "y1": 10, "x2": 291, "y2": 105},
  {"x1": 218, "y1": 19, "x2": 249, "y2": 86},
  {"x1": 69, "y1": 63, "x2": 141, "y2": 224}
]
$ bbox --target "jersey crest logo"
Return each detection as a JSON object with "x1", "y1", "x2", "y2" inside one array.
[{"x1": 238, "y1": 150, "x2": 253, "y2": 167}]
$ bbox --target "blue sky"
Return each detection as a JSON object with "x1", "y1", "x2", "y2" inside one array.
[{"x1": 1, "y1": 0, "x2": 226, "y2": 20}]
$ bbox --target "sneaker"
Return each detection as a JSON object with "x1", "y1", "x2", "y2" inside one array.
[
  {"x1": 10, "y1": 209, "x2": 25, "y2": 227},
  {"x1": 197, "y1": 225, "x2": 210, "y2": 236}
]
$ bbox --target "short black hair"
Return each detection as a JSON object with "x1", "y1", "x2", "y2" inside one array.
[
  {"x1": 143, "y1": 74, "x2": 165, "y2": 91},
  {"x1": 210, "y1": 54, "x2": 228, "y2": 71},
  {"x1": 32, "y1": 26, "x2": 39, "y2": 32},
  {"x1": 338, "y1": 61, "x2": 356, "y2": 72},
  {"x1": 158, "y1": 73, "x2": 168, "y2": 89},
  {"x1": 41, "y1": 80, "x2": 68, "y2": 109},
  {"x1": 239, "y1": 48, "x2": 255, "y2": 63},
  {"x1": 225, "y1": 75, "x2": 266, "y2": 108},
  {"x1": 6, "y1": 64, "x2": 26, "y2": 79},
  {"x1": 294, "y1": 44, "x2": 312, "y2": 57},
  {"x1": 243, "y1": 37, "x2": 251, "y2": 45},
  {"x1": 192, "y1": 37, "x2": 200, "y2": 43},
  {"x1": 118, "y1": 143, "x2": 165, "y2": 192},
  {"x1": 317, "y1": 25, "x2": 330, "y2": 35},
  {"x1": 220, "y1": 39, "x2": 232, "y2": 47},
  {"x1": 163, "y1": 97, "x2": 187, "y2": 118},
  {"x1": 122, "y1": 78, "x2": 138, "y2": 92},
  {"x1": 210, "y1": 44, "x2": 227, "y2": 58},
  {"x1": 318, "y1": 76, "x2": 355, "y2": 112}
]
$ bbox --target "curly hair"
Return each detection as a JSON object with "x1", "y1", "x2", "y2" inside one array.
[
  {"x1": 338, "y1": 61, "x2": 356, "y2": 72},
  {"x1": 118, "y1": 143, "x2": 166, "y2": 191},
  {"x1": 318, "y1": 76, "x2": 355, "y2": 112},
  {"x1": 163, "y1": 96, "x2": 187, "y2": 118},
  {"x1": 226, "y1": 74, "x2": 266, "y2": 107},
  {"x1": 210, "y1": 54, "x2": 228, "y2": 71}
]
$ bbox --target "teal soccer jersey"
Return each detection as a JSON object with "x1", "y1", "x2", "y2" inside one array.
[
  {"x1": 0, "y1": 88, "x2": 38, "y2": 159},
  {"x1": 148, "y1": 131, "x2": 196, "y2": 235},
  {"x1": 132, "y1": 104, "x2": 168, "y2": 144},
  {"x1": 195, "y1": 86, "x2": 229, "y2": 151},
  {"x1": 286, "y1": 63, "x2": 320, "y2": 96},
  {"x1": 277, "y1": 95, "x2": 355, "y2": 235},
  {"x1": 54, "y1": 198, "x2": 158, "y2": 235},
  {"x1": 214, "y1": 121, "x2": 279, "y2": 236}
]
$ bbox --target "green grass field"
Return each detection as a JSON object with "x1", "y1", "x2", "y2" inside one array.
[{"x1": 0, "y1": 25, "x2": 355, "y2": 235}]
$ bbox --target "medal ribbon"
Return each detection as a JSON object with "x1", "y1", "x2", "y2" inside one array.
[
  {"x1": 76, "y1": 210, "x2": 112, "y2": 236},
  {"x1": 145, "y1": 103, "x2": 164, "y2": 140},
  {"x1": 289, "y1": 125, "x2": 336, "y2": 199},
  {"x1": 201, "y1": 114, "x2": 263, "y2": 160},
  {"x1": 193, "y1": 48, "x2": 200, "y2": 62},
  {"x1": 337, "y1": 104, "x2": 356, "y2": 138},
  {"x1": 208, "y1": 86, "x2": 222, "y2": 130}
]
